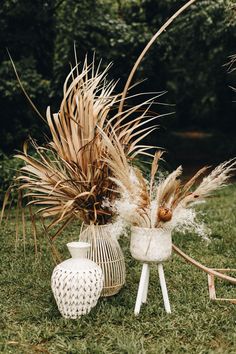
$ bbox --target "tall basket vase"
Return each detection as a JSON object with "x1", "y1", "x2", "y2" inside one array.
[{"x1": 79, "y1": 224, "x2": 126, "y2": 297}]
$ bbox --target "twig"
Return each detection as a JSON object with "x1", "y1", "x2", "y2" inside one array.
[{"x1": 119, "y1": 0, "x2": 197, "y2": 113}]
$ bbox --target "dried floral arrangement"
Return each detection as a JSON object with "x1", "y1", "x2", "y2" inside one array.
[
  {"x1": 102, "y1": 131, "x2": 236, "y2": 239},
  {"x1": 11, "y1": 57, "x2": 165, "y2": 235}
]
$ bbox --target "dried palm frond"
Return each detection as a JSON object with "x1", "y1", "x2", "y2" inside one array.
[
  {"x1": 224, "y1": 53, "x2": 236, "y2": 95},
  {"x1": 16, "y1": 57, "x2": 164, "y2": 230},
  {"x1": 225, "y1": 53, "x2": 236, "y2": 74},
  {"x1": 100, "y1": 128, "x2": 150, "y2": 227},
  {"x1": 16, "y1": 139, "x2": 114, "y2": 226}
]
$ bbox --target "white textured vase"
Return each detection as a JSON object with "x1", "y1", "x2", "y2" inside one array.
[
  {"x1": 130, "y1": 227, "x2": 172, "y2": 263},
  {"x1": 51, "y1": 241, "x2": 103, "y2": 319}
]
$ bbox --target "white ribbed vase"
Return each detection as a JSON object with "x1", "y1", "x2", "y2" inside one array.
[
  {"x1": 130, "y1": 227, "x2": 172, "y2": 263},
  {"x1": 51, "y1": 242, "x2": 103, "y2": 319}
]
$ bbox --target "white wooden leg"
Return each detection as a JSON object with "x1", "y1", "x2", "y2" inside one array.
[
  {"x1": 134, "y1": 263, "x2": 149, "y2": 316},
  {"x1": 157, "y1": 263, "x2": 171, "y2": 314},
  {"x1": 142, "y1": 265, "x2": 150, "y2": 304}
]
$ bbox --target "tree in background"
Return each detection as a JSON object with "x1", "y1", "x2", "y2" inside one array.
[
  {"x1": 52, "y1": 0, "x2": 149, "y2": 97},
  {"x1": 140, "y1": 0, "x2": 236, "y2": 131},
  {"x1": 0, "y1": 0, "x2": 55, "y2": 152},
  {"x1": 1, "y1": 0, "x2": 236, "y2": 154}
]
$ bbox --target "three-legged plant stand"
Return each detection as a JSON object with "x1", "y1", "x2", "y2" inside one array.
[
  {"x1": 134, "y1": 262, "x2": 171, "y2": 315},
  {"x1": 130, "y1": 226, "x2": 172, "y2": 315}
]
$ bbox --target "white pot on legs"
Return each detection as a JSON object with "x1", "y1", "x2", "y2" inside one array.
[
  {"x1": 130, "y1": 226, "x2": 172, "y2": 263},
  {"x1": 130, "y1": 227, "x2": 172, "y2": 315}
]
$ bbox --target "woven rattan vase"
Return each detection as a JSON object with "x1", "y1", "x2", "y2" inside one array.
[
  {"x1": 51, "y1": 241, "x2": 103, "y2": 319},
  {"x1": 79, "y1": 224, "x2": 126, "y2": 297}
]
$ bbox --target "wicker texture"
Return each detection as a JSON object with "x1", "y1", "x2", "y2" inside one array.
[
  {"x1": 79, "y1": 224, "x2": 126, "y2": 297},
  {"x1": 51, "y1": 242, "x2": 103, "y2": 319}
]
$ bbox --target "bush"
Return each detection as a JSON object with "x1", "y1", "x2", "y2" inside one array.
[
  {"x1": 1, "y1": 0, "x2": 236, "y2": 154},
  {"x1": 141, "y1": 0, "x2": 236, "y2": 131}
]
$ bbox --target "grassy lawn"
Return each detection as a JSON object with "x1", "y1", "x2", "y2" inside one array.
[{"x1": 0, "y1": 185, "x2": 236, "y2": 354}]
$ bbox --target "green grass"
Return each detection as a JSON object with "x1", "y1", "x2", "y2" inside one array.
[{"x1": 1, "y1": 185, "x2": 236, "y2": 354}]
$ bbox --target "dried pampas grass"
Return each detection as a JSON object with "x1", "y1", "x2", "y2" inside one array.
[
  {"x1": 103, "y1": 130, "x2": 236, "y2": 238},
  {"x1": 180, "y1": 159, "x2": 236, "y2": 207}
]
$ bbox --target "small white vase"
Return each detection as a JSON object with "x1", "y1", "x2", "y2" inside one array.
[
  {"x1": 130, "y1": 227, "x2": 172, "y2": 263},
  {"x1": 51, "y1": 241, "x2": 103, "y2": 319}
]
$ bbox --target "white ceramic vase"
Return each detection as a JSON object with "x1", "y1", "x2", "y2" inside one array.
[
  {"x1": 51, "y1": 241, "x2": 103, "y2": 319},
  {"x1": 130, "y1": 226, "x2": 172, "y2": 263}
]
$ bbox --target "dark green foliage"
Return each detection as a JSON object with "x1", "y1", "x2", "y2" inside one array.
[
  {"x1": 0, "y1": 151, "x2": 23, "y2": 203},
  {"x1": 0, "y1": 0, "x2": 55, "y2": 152},
  {"x1": 1, "y1": 0, "x2": 236, "y2": 154},
  {"x1": 52, "y1": 0, "x2": 149, "y2": 96},
  {"x1": 141, "y1": 0, "x2": 236, "y2": 131},
  {"x1": 0, "y1": 58, "x2": 50, "y2": 151}
]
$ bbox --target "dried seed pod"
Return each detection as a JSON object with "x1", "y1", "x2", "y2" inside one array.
[{"x1": 158, "y1": 207, "x2": 172, "y2": 222}]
